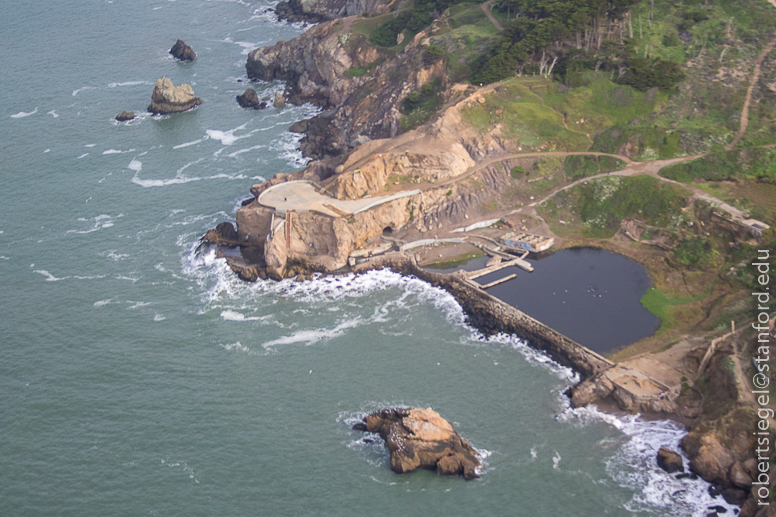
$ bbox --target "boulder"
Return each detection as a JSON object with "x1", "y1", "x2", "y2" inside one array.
[
  {"x1": 353, "y1": 407, "x2": 480, "y2": 480},
  {"x1": 274, "y1": 92, "x2": 286, "y2": 108},
  {"x1": 116, "y1": 111, "x2": 135, "y2": 121},
  {"x1": 170, "y1": 39, "x2": 196, "y2": 61},
  {"x1": 201, "y1": 222, "x2": 239, "y2": 245},
  {"x1": 657, "y1": 447, "x2": 684, "y2": 473},
  {"x1": 236, "y1": 88, "x2": 266, "y2": 109},
  {"x1": 147, "y1": 77, "x2": 203, "y2": 114}
]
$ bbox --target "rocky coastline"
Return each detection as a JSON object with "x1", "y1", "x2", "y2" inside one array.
[{"x1": 200, "y1": 3, "x2": 776, "y2": 514}]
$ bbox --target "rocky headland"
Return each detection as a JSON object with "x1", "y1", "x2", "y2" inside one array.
[
  {"x1": 147, "y1": 77, "x2": 202, "y2": 115},
  {"x1": 202, "y1": 2, "x2": 776, "y2": 513},
  {"x1": 274, "y1": 0, "x2": 393, "y2": 24},
  {"x1": 353, "y1": 407, "x2": 480, "y2": 479}
]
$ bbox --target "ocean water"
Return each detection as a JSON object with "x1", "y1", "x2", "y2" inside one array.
[{"x1": 0, "y1": 1, "x2": 734, "y2": 515}]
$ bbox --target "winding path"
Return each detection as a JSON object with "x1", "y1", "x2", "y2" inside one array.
[{"x1": 726, "y1": 36, "x2": 776, "y2": 150}]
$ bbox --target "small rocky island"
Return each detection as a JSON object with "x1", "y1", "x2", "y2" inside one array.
[
  {"x1": 147, "y1": 77, "x2": 202, "y2": 115},
  {"x1": 170, "y1": 39, "x2": 196, "y2": 61},
  {"x1": 353, "y1": 407, "x2": 481, "y2": 480}
]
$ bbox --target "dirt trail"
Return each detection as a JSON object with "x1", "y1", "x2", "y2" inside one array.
[
  {"x1": 726, "y1": 36, "x2": 776, "y2": 150},
  {"x1": 480, "y1": 0, "x2": 504, "y2": 31}
]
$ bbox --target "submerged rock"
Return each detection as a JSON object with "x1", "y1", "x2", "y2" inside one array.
[
  {"x1": 147, "y1": 77, "x2": 202, "y2": 114},
  {"x1": 657, "y1": 447, "x2": 684, "y2": 473},
  {"x1": 170, "y1": 39, "x2": 196, "y2": 61},
  {"x1": 115, "y1": 111, "x2": 135, "y2": 121},
  {"x1": 353, "y1": 407, "x2": 480, "y2": 480},
  {"x1": 236, "y1": 88, "x2": 266, "y2": 109}
]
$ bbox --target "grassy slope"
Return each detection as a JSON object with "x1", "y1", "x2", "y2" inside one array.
[{"x1": 343, "y1": 0, "x2": 776, "y2": 355}]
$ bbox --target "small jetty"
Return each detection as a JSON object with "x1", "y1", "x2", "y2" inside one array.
[{"x1": 467, "y1": 257, "x2": 531, "y2": 279}]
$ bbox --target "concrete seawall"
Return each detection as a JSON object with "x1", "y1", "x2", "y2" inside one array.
[{"x1": 353, "y1": 254, "x2": 614, "y2": 377}]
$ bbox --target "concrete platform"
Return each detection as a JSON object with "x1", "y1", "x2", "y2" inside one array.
[{"x1": 258, "y1": 181, "x2": 419, "y2": 218}]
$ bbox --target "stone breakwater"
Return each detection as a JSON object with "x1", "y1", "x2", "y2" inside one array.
[{"x1": 352, "y1": 254, "x2": 614, "y2": 377}]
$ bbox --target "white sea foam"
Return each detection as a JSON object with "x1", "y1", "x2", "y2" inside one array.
[
  {"x1": 34, "y1": 270, "x2": 106, "y2": 282},
  {"x1": 77, "y1": 153, "x2": 89, "y2": 159},
  {"x1": 47, "y1": 110, "x2": 59, "y2": 118},
  {"x1": 34, "y1": 270, "x2": 63, "y2": 282},
  {"x1": 107, "y1": 80, "x2": 149, "y2": 88},
  {"x1": 66, "y1": 214, "x2": 121, "y2": 234},
  {"x1": 270, "y1": 131, "x2": 309, "y2": 168},
  {"x1": 206, "y1": 123, "x2": 249, "y2": 145},
  {"x1": 127, "y1": 301, "x2": 152, "y2": 309},
  {"x1": 220, "y1": 309, "x2": 272, "y2": 322},
  {"x1": 227, "y1": 144, "x2": 266, "y2": 158},
  {"x1": 103, "y1": 250, "x2": 129, "y2": 261},
  {"x1": 93, "y1": 299, "x2": 113, "y2": 307},
  {"x1": 556, "y1": 403, "x2": 738, "y2": 516},
  {"x1": 154, "y1": 314, "x2": 166, "y2": 321},
  {"x1": 173, "y1": 138, "x2": 207, "y2": 150},
  {"x1": 262, "y1": 317, "x2": 363, "y2": 348},
  {"x1": 127, "y1": 159, "x2": 142, "y2": 172},
  {"x1": 85, "y1": 144, "x2": 96, "y2": 148},
  {"x1": 72, "y1": 86, "x2": 97, "y2": 96},
  {"x1": 220, "y1": 341, "x2": 252, "y2": 353},
  {"x1": 10, "y1": 108, "x2": 38, "y2": 118},
  {"x1": 103, "y1": 148, "x2": 135, "y2": 155}
]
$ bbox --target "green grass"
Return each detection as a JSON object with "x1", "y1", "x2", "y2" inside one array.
[
  {"x1": 640, "y1": 283, "x2": 714, "y2": 330},
  {"x1": 460, "y1": 78, "x2": 592, "y2": 151},
  {"x1": 544, "y1": 73, "x2": 669, "y2": 135},
  {"x1": 661, "y1": 148, "x2": 776, "y2": 183}
]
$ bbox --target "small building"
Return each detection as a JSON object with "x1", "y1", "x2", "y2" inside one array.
[
  {"x1": 500, "y1": 232, "x2": 554, "y2": 253},
  {"x1": 742, "y1": 219, "x2": 770, "y2": 239}
]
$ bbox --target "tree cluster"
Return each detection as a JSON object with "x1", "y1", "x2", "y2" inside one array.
[{"x1": 473, "y1": 0, "x2": 684, "y2": 91}]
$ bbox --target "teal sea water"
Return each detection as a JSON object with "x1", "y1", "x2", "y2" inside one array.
[{"x1": 0, "y1": 1, "x2": 733, "y2": 515}]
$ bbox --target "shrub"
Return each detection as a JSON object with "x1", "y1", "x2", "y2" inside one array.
[{"x1": 510, "y1": 166, "x2": 525, "y2": 179}]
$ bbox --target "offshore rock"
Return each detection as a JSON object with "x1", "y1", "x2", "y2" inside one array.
[
  {"x1": 115, "y1": 111, "x2": 135, "y2": 121},
  {"x1": 274, "y1": 91, "x2": 286, "y2": 108},
  {"x1": 354, "y1": 407, "x2": 480, "y2": 480},
  {"x1": 147, "y1": 77, "x2": 203, "y2": 114},
  {"x1": 236, "y1": 88, "x2": 266, "y2": 109},
  {"x1": 170, "y1": 39, "x2": 196, "y2": 61}
]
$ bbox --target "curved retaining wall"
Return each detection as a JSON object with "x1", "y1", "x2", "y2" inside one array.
[{"x1": 353, "y1": 254, "x2": 614, "y2": 377}]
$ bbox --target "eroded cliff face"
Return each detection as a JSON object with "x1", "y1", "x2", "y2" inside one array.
[
  {"x1": 246, "y1": 17, "x2": 451, "y2": 160},
  {"x1": 274, "y1": 0, "x2": 394, "y2": 24}
]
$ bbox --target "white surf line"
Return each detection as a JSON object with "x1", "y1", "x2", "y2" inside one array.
[{"x1": 10, "y1": 108, "x2": 38, "y2": 118}]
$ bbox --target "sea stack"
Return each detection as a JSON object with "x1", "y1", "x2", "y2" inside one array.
[
  {"x1": 236, "y1": 88, "x2": 266, "y2": 109},
  {"x1": 147, "y1": 77, "x2": 203, "y2": 115},
  {"x1": 273, "y1": 91, "x2": 285, "y2": 108},
  {"x1": 353, "y1": 407, "x2": 481, "y2": 480},
  {"x1": 170, "y1": 39, "x2": 196, "y2": 61},
  {"x1": 115, "y1": 111, "x2": 135, "y2": 121}
]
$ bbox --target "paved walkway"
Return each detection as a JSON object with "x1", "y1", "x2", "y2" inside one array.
[{"x1": 257, "y1": 181, "x2": 419, "y2": 218}]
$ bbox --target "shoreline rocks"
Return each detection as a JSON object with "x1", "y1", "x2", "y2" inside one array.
[
  {"x1": 170, "y1": 39, "x2": 196, "y2": 61},
  {"x1": 353, "y1": 407, "x2": 480, "y2": 480},
  {"x1": 115, "y1": 111, "x2": 135, "y2": 121},
  {"x1": 274, "y1": 0, "x2": 393, "y2": 24},
  {"x1": 147, "y1": 77, "x2": 203, "y2": 114},
  {"x1": 236, "y1": 88, "x2": 266, "y2": 109},
  {"x1": 657, "y1": 447, "x2": 684, "y2": 473}
]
